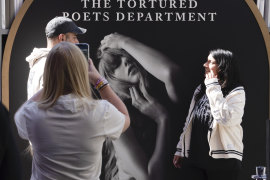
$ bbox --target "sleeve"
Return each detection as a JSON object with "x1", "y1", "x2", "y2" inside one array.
[
  {"x1": 175, "y1": 85, "x2": 201, "y2": 156},
  {"x1": 14, "y1": 105, "x2": 29, "y2": 140},
  {"x1": 102, "y1": 101, "x2": 126, "y2": 140},
  {"x1": 175, "y1": 142, "x2": 182, "y2": 156},
  {"x1": 204, "y1": 78, "x2": 246, "y2": 126}
]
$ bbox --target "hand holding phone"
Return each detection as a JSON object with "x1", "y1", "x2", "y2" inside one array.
[
  {"x1": 76, "y1": 43, "x2": 89, "y2": 60},
  {"x1": 87, "y1": 58, "x2": 102, "y2": 85}
]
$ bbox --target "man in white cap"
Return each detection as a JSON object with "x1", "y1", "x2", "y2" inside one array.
[{"x1": 26, "y1": 16, "x2": 87, "y2": 99}]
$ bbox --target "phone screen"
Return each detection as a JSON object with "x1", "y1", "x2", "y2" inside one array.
[{"x1": 76, "y1": 43, "x2": 89, "y2": 60}]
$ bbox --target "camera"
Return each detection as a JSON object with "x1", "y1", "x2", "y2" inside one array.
[{"x1": 76, "y1": 43, "x2": 89, "y2": 60}]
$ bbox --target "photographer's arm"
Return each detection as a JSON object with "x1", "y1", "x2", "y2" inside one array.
[
  {"x1": 88, "y1": 59, "x2": 130, "y2": 132},
  {"x1": 99, "y1": 86, "x2": 130, "y2": 132}
]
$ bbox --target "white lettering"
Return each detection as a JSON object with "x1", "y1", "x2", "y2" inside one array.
[
  {"x1": 116, "y1": 12, "x2": 125, "y2": 21},
  {"x1": 197, "y1": 13, "x2": 206, "y2": 21},
  {"x1": 127, "y1": 12, "x2": 135, "y2": 21},
  {"x1": 103, "y1": 12, "x2": 110, "y2": 21},
  {"x1": 209, "y1": 12, "x2": 217, "y2": 21},
  {"x1": 81, "y1": 0, "x2": 89, "y2": 8},
  {"x1": 72, "y1": 12, "x2": 81, "y2": 21},
  {"x1": 117, "y1": 0, "x2": 125, "y2": 8},
  {"x1": 149, "y1": 0, "x2": 157, "y2": 8},
  {"x1": 179, "y1": 0, "x2": 186, "y2": 8},
  {"x1": 137, "y1": 12, "x2": 144, "y2": 21},
  {"x1": 139, "y1": 0, "x2": 147, "y2": 8},
  {"x1": 145, "y1": 13, "x2": 153, "y2": 21},
  {"x1": 62, "y1": 12, "x2": 69, "y2": 18},
  {"x1": 189, "y1": 0, "x2": 197, "y2": 8},
  {"x1": 104, "y1": 0, "x2": 111, "y2": 8},
  {"x1": 175, "y1": 12, "x2": 185, "y2": 21},
  {"x1": 83, "y1": 12, "x2": 91, "y2": 21},
  {"x1": 188, "y1": 12, "x2": 196, "y2": 21},
  {"x1": 155, "y1": 12, "x2": 163, "y2": 21},
  {"x1": 127, "y1": 0, "x2": 137, "y2": 8}
]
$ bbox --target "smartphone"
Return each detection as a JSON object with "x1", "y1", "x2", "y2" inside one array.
[{"x1": 76, "y1": 43, "x2": 89, "y2": 60}]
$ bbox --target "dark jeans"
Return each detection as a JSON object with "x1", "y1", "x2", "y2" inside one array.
[{"x1": 180, "y1": 157, "x2": 242, "y2": 180}]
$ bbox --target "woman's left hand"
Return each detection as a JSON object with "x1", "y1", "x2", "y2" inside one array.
[{"x1": 129, "y1": 86, "x2": 168, "y2": 124}]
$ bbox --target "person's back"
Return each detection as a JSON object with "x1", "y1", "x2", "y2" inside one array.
[
  {"x1": 15, "y1": 42, "x2": 130, "y2": 180},
  {"x1": 16, "y1": 95, "x2": 124, "y2": 180}
]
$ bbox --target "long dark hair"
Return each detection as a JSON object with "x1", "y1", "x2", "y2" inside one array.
[
  {"x1": 210, "y1": 49, "x2": 241, "y2": 94},
  {"x1": 196, "y1": 49, "x2": 241, "y2": 101}
]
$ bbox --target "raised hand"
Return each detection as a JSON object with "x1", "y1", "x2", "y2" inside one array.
[
  {"x1": 205, "y1": 69, "x2": 218, "y2": 79},
  {"x1": 88, "y1": 58, "x2": 102, "y2": 85},
  {"x1": 129, "y1": 86, "x2": 168, "y2": 125},
  {"x1": 100, "y1": 33, "x2": 129, "y2": 51}
]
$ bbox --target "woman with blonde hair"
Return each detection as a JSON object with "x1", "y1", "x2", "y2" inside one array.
[{"x1": 15, "y1": 42, "x2": 130, "y2": 180}]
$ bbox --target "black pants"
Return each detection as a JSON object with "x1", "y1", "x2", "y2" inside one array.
[{"x1": 179, "y1": 157, "x2": 242, "y2": 180}]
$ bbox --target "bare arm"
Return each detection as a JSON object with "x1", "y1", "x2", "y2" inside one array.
[
  {"x1": 130, "y1": 86, "x2": 169, "y2": 180},
  {"x1": 100, "y1": 33, "x2": 182, "y2": 103},
  {"x1": 88, "y1": 59, "x2": 130, "y2": 132},
  {"x1": 148, "y1": 116, "x2": 169, "y2": 180},
  {"x1": 99, "y1": 85, "x2": 130, "y2": 132}
]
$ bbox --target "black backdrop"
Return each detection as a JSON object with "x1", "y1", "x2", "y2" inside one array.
[{"x1": 8, "y1": 0, "x2": 269, "y2": 179}]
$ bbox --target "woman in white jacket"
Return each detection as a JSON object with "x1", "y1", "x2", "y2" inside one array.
[{"x1": 173, "y1": 49, "x2": 245, "y2": 180}]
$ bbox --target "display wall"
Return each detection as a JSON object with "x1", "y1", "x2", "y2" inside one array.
[{"x1": 2, "y1": 0, "x2": 270, "y2": 179}]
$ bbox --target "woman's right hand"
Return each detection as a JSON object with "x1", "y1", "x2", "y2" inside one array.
[
  {"x1": 173, "y1": 155, "x2": 183, "y2": 168},
  {"x1": 129, "y1": 86, "x2": 169, "y2": 125},
  {"x1": 205, "y1": 69, "x2": 218, "y2": 80}
]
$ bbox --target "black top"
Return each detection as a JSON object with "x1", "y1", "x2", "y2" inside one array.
[
  {"x1": 0, "y1": 103, "x2": 22, "y2": 180},
  {"x1": 189, "y1": 93, "x2": 213, "y2": 163}
]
